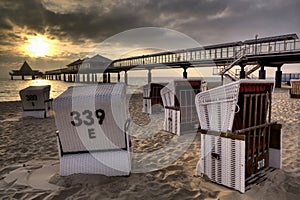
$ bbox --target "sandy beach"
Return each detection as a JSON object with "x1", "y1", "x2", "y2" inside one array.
[{"x1": 0, "y1": 86, "x2": 300, "y2": 200}]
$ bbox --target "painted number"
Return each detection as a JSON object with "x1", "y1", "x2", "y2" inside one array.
[
  {"x1": 257, "y1": 159, "x2": 265, "y2": 170},
  {"x1": 70, "y1": 109, "x2": 105, "y2": 127},
  {"x1": 26, "y1": 95, "x2": 37, "y2": 101}
]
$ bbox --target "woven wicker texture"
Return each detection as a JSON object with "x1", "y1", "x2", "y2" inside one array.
[
  {"x1": 53, "y1": 83, "x2": 127, "y2": 153},
  {"x1": 19, "y1": 85, "x2": 51, "y2": 110},
  {"x1": 200, "y1": 134, "x2": 245, "y2": 193},
  {"x1": 161, "y1": 79, "x2": 202, "y2": 135}
]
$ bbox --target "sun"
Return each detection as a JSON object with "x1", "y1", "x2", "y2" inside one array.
[{"x1": 25, "y1": 36, "x2": 51, "y2": 57}]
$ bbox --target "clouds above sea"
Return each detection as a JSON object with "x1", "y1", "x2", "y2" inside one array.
[{"x1": 0, "y1": 0, "x2": 299, "y2": 76}]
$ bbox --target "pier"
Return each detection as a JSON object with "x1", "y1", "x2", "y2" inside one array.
[{"x1": 44, "y1": 33, "x2": 300, "y2": 88}]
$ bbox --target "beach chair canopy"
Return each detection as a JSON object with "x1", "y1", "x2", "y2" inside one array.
[
  {"x1": 161, "y1": 79, "x2": 203, "y2": 108},
  {"x1": 20, "y1": 85, "x2": 51, "y2": 110},
  {"x1": 53, "y1": 83, "x2": 128, "y2": 153},
  {"x1": 195, "y1": 80, "x2": 274, "y2": 132},
  {"x1": 143, "y1": 82, "x2": 167, "y2": 98},
  {"x1": 53, "y1": 83, "x2": 131, "y2": 176},
  {"x1": 160, "y1": 79, "x2": 203, "y2": 135},
  {"x1": 195, "y1": 80, "x2": 280, "y2": 193},
  {"x1": 143, "y1": 82, "x2": 167, "y2": 114},
  {"x1": 290, "y1": 79, "x2": 300, "y2": 98},
  {"x1": 19, "y1": 85, "x2": 52, "y2": 118}
]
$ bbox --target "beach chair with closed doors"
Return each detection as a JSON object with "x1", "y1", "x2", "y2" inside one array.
[
  {"x1": 160, "y1": 79, "x2": 205, "y2": 135},
  {"x1": 195, "y1": 80, "x2": 282, "y2": 193},
  {"x1": 53, "y1": 83, "x2": 131, "y2": 176},
  {"x1": 289, "y1": 79, "x2": 300, "y2": 98},
  {"x1": 143, "y1": 82, "x2": 167, "y2": 114},
  {"x1": 19, "y1": 85, "x2": 53, "y2": 118}
]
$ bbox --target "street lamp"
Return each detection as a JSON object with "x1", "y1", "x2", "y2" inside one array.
[{"x1": 255, "y1": 34, "x2": 258, "y2": 54}]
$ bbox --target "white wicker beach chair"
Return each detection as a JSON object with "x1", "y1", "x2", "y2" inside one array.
[
  {"x1": 53, "y1": 83, "x2": 131, "y2": 176},
  {"x1": 160, "y1": 79, "x2": 204, "y2": 135},
  {"x1": 195, "y1": 80, "x2": 282, "y2": 193},
  {"x1": 19, "y1": 85, "x2": 52, "y2": 118},
  {"x1": 290, "y1": 79, "x2": 300, "y2": 98},
  {"x1": 142, "y1": 83, "x2": 166, "y2": 114}
]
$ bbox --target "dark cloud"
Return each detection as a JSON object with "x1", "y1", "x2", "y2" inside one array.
[
  {"x1": 0, "y1": 0, "x2": 299, "y2": 78},
  {"x1": 1, "y1": 0, "x2": 299, "y2": 43}
]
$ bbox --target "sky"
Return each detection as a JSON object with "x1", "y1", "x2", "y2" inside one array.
[{"x1": 0, "y1": 0, "x2": 300, "y2": 79}]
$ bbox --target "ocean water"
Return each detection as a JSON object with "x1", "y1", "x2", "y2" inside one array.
[
  {"x1": 0, "y1": 76, "x2": 221, "y2": 102},
  {"x1": 0, "y1": 79, "x2": 74, "y2": 102}
]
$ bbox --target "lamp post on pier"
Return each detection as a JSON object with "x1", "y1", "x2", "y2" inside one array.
[{"x1": 255, "y1": 34, "x2": 258, "y2": 54}]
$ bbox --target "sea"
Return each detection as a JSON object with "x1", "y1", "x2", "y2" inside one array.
[{"x1": 0, "y1": 76, "x2": 222, "y2": 102}]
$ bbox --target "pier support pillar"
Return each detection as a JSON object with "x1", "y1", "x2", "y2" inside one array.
[
  {"x1": 82, "y1": 74, "x2": 85, "y2": 82},
  {"x1": 72, "y1": 74, "x2": 75, "y2": 82},
  {"x1": 148, "y1": 69, "x2": 152, "y2": 84},
  {"x1": 32, "y1": 75, "x2": 35, "y2": 80},
  {"x1": 63, "y1": 74, "x2": 66, "y2": 82},
  {"x1": 11, "y1": 76, "x2": 13, "y2": 80},
  {"x1": 108, "y1": 73, "x2": 111, "y2": 83},
  {"x1": 22, "y1": 75, "x2": 24, "y2": 80},
  {"x1": 91, "y1": 73, "x2": 95, "y2": 83},
  {"x1": 240, "y1": 64, "x2": 246, "y2": 79},
  {"x1": 103, "y1": 73, "x2": 107, "y2": 83},
  {"x1": 87, "y1": 74, "x2": 90, "y2": 83},
  {"x1": 259, "y1": 65, "x2": 266, "y2": 79},
  {"x1": 117, "y1": 72, "x2": 121, "y2": 82},
  {"x1": 221, "y1": 75, "x2": 224, "y2": 85},
  {"x1": 94, "y1": 74, "x2": 97, "y2": 83},
  {"x1": 124, "y1": 71, "x2": 128, "y2": 85},
  {"x1": 183, "y1": 67, "x2": 188, "y2": 79},
  {"x1": 275, "y1": 65, "x2": 283, "y2": 88}
]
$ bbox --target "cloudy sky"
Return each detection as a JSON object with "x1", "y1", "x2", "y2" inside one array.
[{"x1": 0, "y1": 0, "x2": 300, "y2": 78}]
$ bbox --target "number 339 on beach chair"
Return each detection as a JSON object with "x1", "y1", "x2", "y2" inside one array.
[{"x1": 53, "y1": 83, "x2": 131, "y2": 176}]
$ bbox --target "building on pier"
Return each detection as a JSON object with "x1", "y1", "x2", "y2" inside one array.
[{"x1": 9, "y1": 61, "x2": 43, "y2": 80}]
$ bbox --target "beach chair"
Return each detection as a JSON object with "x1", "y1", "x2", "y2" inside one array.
[
  {"x1": 289, "y1": 79, "x2": 300, "y2": 98},
  {"x1": 19, "y1": 85, "x2": 53, "y2": 118},
  {"x1": 53, "y1": 83, "x2": 131, "y2": 176},
  {"x1": 143, "y1": 82, "x2": 167, "y2": 114},
  {"x1": 160, "y1": 79, "x2": 205, "y2": 135},
  {"x1": 195, "y1": 80, "x2": 282, "y2": 193}
]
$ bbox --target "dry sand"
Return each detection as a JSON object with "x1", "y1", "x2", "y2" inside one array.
[{"x1": 0, "y1": 86, "x2": 300, "y2": 199}]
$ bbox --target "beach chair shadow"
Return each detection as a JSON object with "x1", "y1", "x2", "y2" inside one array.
[
  {"x1": 53, "y1": 83, "x2": 131, "y2": 176},
  {"x1": 19, "y1": 85, "x2": 53, "y2": 118},
  {"x1": 160, "y1": 79, "x2": 205, "y2": 135},
  {"x1": 195, "y1": 80, "x2": 282, "y2": 193}
]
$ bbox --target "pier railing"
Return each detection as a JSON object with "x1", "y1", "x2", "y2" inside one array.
[{"x1": 110, "y1": 40, "x2": 300, "y2": 69}]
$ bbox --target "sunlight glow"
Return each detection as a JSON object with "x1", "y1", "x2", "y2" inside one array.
[{"x1": 25, "y1": 36, "x2": 51, "y2": 57}]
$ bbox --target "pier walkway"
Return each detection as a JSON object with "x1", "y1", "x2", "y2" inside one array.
[{"x1": 45, "y1": 33, "x2": 300, "y2": 88}]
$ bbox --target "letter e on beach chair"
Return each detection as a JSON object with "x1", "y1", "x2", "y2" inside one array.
[
  {"x1": 19, "y1": 85, "x2": 53, "y2": 118},
  {"x1": 195, "y1": 80, "x2": 282, "y2": 193},
  {"x1": 53, "y1": 83, "x2": 131, "y2": 176}
]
